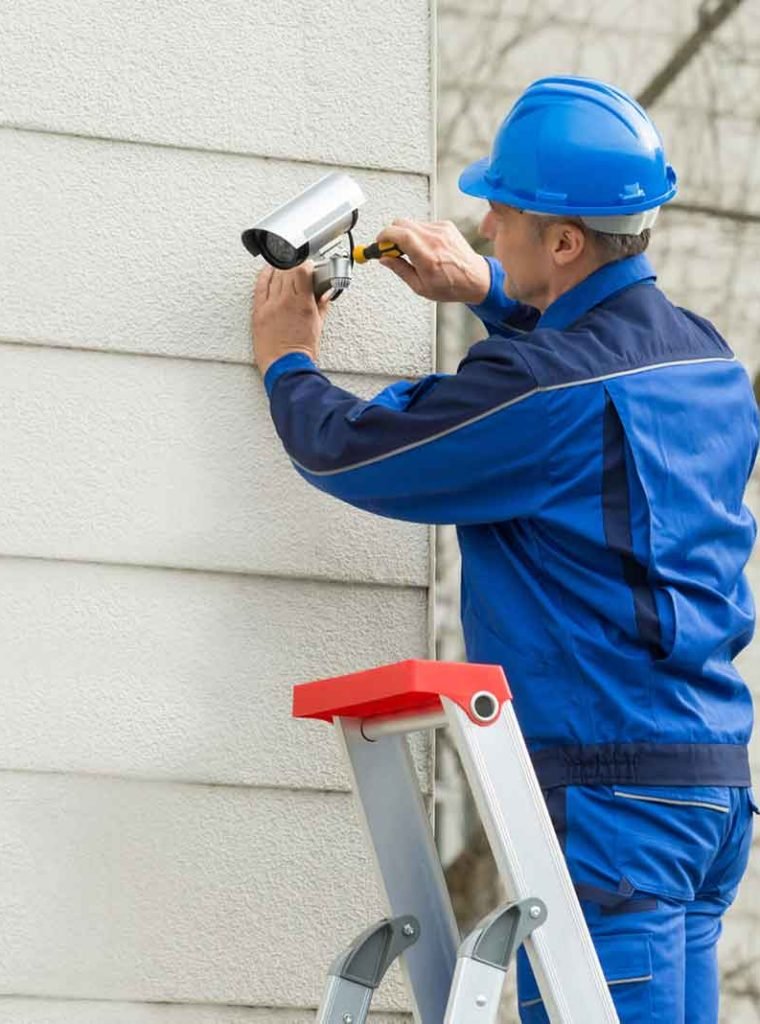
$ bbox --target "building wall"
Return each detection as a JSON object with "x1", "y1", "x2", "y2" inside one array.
[{"x1": 0, "y1": 2, "x2": 436, "y2": 1020}]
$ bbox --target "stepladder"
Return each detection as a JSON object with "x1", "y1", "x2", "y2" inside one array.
[{"x1": 293, "y1": 659, "x2": 620, "y2": 1024}]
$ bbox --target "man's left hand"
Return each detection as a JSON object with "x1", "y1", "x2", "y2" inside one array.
[{"x1": 251, "y1": 261, "x2": 332, "y2": 379}]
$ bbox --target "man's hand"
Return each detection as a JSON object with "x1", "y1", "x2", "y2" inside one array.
[
  {"x1": 375, "y1": 219, "x2": 490, "y2": 304},
  {"x1": 251, "y1": 261, "x2": 332, "y2": 378}
]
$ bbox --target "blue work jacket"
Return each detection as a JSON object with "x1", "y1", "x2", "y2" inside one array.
[{"x1": 264, "y1": 253, "x2": 758, "y2": 787}]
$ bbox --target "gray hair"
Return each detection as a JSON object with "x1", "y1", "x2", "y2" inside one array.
[
  {"x1": 530, "y1": 213, "x2": 651, "y2": 261},
  {"x1": 585, "y1": 224, "x2": 651, "y2": 259}
]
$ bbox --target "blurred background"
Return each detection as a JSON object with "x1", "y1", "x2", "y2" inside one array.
[
  {"x1": 433, "y1": 2, "x2": 760, "y2": 1020},
  {"x1": 0, "y1": 1, "x2": 758, "y2": 1020}
]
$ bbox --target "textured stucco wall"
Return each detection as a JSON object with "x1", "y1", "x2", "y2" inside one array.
[{"x1": 0, "y1": 1, "x2": 436, "y2": 1019}]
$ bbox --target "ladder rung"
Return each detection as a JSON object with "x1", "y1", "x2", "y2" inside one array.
[{"x1": 361, "y1": 708, "x2": 447, "y2": 741}]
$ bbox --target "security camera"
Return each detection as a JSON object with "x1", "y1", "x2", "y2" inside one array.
[{"x1": 242, "y1": 172, "x2": 366, "y2": 300}]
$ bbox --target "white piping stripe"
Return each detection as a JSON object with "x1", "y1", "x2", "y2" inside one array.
[
  {"x1": 498, "y1": 322, "x2": 530, "y2": 335},
  {"x1": 544, "y1": 355, "x2": 734, "y2": 392},
  {"x1": 520, "y1": 974, "x2": 653, "y2": 1008},
  {"x1": 613, "y1": 790, "x2": 730, "y2": 813},
  {"x1": 293, "y1": 355, "x2": 736, "y2": 478},
  {"x1": 293, "y1": 386, "x2": 538, "y2": 475},
  {"x1": 609, "y1": 974, "x2": 654, "y2": 986}
]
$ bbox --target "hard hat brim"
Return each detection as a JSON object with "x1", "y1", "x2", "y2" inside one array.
[
  {"x1": 458, "y1": 155, "x2": 677, "y2": 216},
  {"x1": 458, "y1": 157, "x2": 491, "y2": 199}
]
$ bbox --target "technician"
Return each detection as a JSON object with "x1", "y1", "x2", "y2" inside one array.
[{"x1": 251, "y1": 76, "x2": 759, "y2": 1023}]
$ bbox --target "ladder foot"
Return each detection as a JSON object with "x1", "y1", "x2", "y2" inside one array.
[
  {"x1": 316, "y1": 915, "x2": 420, "y2": 1024},
  {"x1": 444, "y1": 898, "x2": 547, "y2": 1023}
]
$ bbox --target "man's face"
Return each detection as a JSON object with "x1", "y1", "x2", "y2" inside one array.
[{"x1": 478, "y1": 200, "x2": 554, "y2": 307}]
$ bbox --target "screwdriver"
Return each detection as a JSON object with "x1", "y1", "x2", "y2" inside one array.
[{"x1": 353, "y1": 241, "x2": 405, "y2": 264}]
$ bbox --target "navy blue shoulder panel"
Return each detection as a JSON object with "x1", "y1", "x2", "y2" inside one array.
[
  {"x1": 515, "y1": 282, "x2": 735, "y2": 389},
  {"x1": 269, "y1": 332, "x2": 539, "y2": 474},
  {"x1": 502, "y1": 303, "x2": 543, "y2": 335}
]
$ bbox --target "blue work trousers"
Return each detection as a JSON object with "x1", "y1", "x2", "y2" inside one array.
[{"x1": 516, "y1": 783, "x2": 759, "y2": 1022}]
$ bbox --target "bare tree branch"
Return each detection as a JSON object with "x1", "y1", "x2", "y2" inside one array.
[
  {"x1": 636, "y1": 0, "x2": 745, "y2": 107},
  {"x1": 664, "y1": 201, "x2": 760, "y2": 224},
  {"x1": 438, "y1": 7, "x2": 554, "y2": 160}
]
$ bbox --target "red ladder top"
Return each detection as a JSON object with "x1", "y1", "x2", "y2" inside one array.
[{"x1": 292, "y1": 659, "x2": 512, "y2": 727}]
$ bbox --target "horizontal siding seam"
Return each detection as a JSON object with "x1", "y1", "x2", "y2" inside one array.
[
  {"x1": 0, "y1": 765, "x2": 358, "y2": 796},
  {"x1": 0, "y1": 551, "x2": 429, "y2": 592},
  {"x1": 0, "y1": 334, "x2": 431, "y2": 381},
  {"x1": 0, "y1": 993, "x2": 411, "y2": 1016},
  {"x1": 0, "y1": 121, "x2": 432, "y2": 177}
]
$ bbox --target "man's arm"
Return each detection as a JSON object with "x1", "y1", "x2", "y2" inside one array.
[
  {"x1": 250, "y1": 227, "x2": 548, "y2": 526},
  {"x1": 264, "y1": 336, "x2": 552, "y2": 525}
]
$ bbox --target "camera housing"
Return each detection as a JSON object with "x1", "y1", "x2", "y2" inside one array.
[{"x1": 242, "y1": 172, "x2": 366, "y2": 269}]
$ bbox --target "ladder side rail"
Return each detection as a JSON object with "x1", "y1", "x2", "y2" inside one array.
[
  {"x1": 335, "y1": 717, "x2": 460, "y2": 1024},
  {"x1": 316, "y1": 976, "x2": 373, "y2": 1024},
  {"x1": 316, "y1": 915, "x2": 420, "y2": 1024},
  {"x1": 442, "y1": 697, "x2": 619, "y2": 1024},
  {"x1": 444, "y1": 957, "x2": 506, "y2": 1024},
  {"x1": 443, "y1": 899, "x2": 547, "y2": 1024}
]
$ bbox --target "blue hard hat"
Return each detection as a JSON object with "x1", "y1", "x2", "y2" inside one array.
[{"x1": 459, "y1": 76, "x2": 677, "y2": 218}]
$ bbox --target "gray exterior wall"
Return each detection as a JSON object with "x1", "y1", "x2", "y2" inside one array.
[{"x1": 0, "y1": 2, "x2": 436, "y2": 1020}]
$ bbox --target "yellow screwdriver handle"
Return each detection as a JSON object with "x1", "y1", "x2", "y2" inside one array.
[{"x1": 353, "y1": 241, "x2": 405, "y2": 264}]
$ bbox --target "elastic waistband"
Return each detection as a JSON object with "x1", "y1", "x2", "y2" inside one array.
[{"x1": 530, "y1": 742, "x2": 751, "y2": 788}]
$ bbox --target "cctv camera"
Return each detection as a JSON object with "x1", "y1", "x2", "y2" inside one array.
[{"x1": 242, "y1": 172, "x2": 366, "y2": 270}]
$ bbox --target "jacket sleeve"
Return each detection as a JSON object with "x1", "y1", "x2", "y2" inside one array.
[
  {"x1": 262, "y1": 335, "x2": 553, "y2": 526},
  {"x1": 465, "y1": 256, "x2": 541, "y2": 335}
]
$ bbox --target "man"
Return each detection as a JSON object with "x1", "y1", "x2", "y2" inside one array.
[{"x1": 252, "y1": 76, "x2": 759, "y2": 1023}]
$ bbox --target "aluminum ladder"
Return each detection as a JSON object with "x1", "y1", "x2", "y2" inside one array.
[{"x1": 293, "y1": 659, "x2": 619, "y2": 1023}]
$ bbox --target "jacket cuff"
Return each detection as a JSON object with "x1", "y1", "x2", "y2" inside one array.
[
  {"x1": 263, "y1": 352, "x2": 319, "y2": 398},
  {"x1": 465, "y1": 256, "x2": 521, "y2": 324}
]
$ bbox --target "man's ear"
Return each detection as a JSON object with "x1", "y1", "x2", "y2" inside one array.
[{"x1": 551, "y1": 221, "x2": 586, "y2": 266}]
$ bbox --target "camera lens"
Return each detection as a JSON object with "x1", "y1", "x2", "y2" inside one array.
[
  {"x1": 261, "y1": 233, "x2": 298, "y2": 267},
  {"x1": 240, "y1": 227, "x2": 310, "y2": 268}
]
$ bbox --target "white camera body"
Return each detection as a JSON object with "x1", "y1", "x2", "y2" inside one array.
[{"x1": 242, "y1": 172, "x2": 366, "y2": 300}]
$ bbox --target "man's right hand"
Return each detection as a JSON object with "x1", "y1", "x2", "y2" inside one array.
[{"x1": 375, "y1": 219, "x2": 491, "y2": 305}]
